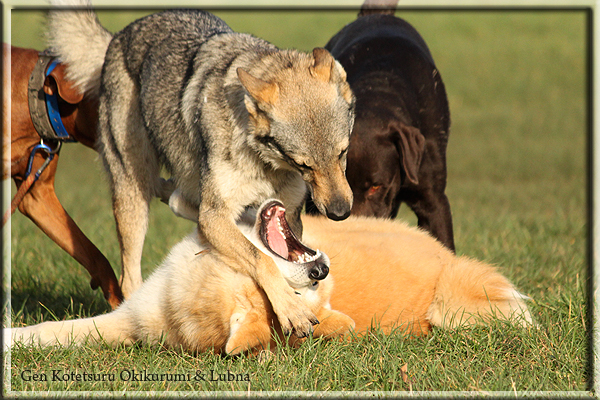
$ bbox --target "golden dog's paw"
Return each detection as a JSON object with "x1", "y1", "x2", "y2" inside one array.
[{"x1": 313, "y1": 310, "x2": 355, "y2": 338}]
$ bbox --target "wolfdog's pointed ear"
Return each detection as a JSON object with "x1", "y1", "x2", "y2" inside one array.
[
  {"x1": 331, "y1": 60, "x2": 348, "y2": 83},
  {"x1": 237, "y1": 67, "x2": 279, "y2": 106},
  {"x1": 331, "y1": 59, "x2": 354, "y2": 104},
  {"x1": 310, "y1": 48, "x2": 335, "y2": 82}
]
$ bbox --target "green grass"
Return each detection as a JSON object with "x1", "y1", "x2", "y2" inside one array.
[{"x1": 6, "y1": 7, "x2": 589, "y2": 395}]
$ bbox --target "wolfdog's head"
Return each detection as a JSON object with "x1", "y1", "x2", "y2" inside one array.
[{"x1": 238, "y1": 48, "x2": 355, "y2": 221}]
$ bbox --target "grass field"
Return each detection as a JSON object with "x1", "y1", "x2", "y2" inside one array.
[{"x1": 5, "y1": 6, "x2": 590, "y2": 396}]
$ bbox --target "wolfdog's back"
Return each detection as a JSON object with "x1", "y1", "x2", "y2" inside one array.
[
  {"x1": 114, "y1": 10, "x2": 233, "y2": 77},
  {"x1": 102, "y1": 9, "x2": 279, "y2": 194}
]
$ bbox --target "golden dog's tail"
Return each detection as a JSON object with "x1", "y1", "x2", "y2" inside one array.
[
  {"x1": 46, "y1": 0, "x2": 112, "y2": 97},
  {"x1": 426, "y1": 256, "x2": 533, "y2": 329}
]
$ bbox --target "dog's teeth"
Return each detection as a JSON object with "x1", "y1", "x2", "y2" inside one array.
[
  {"x1": 292, "y1": 250, "x2": 322, "y2": 264},
  {"x1": 307, "y1": 250, "x2": 320, "y2": 263},
  {"x1": 276, "y1": 217, "x2": 286, "y2": 239}
]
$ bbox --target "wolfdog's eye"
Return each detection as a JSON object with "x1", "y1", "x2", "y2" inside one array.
[
  {"x1": 258, "y1": 136, "x2": 287, "y2": 157},
  {"x1": 339, "y1": 147, "x2": 349, "y2": 160},
  {"x1": 287, "y1": 157, "x2": 312, "y2": 172},
  {"x1": 296, "y1": 161, "x2": 313, "y2": 171},
  {"x1": 349, "y1": 99, "x2": 356, "y2": 114}
]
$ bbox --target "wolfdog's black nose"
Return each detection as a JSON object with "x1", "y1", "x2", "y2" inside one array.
[
  {"x1": 326, "y1": 208, "x2": 351, "y2": 221},
  {"x1": 309, "y1": 264, "x2": 329, "y2": 281},
  {"x1": 325, "y1": 195, "x2": 352, "y2": 221}
]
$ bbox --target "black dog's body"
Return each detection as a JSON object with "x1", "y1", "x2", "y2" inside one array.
[{"x1": 319, "y1": 13, "x2": 455, "y2": 251}]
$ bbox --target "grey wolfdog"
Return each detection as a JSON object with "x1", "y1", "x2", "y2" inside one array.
[{"x1": 47, "y1": 2, "x2": 355, "y2": 337}]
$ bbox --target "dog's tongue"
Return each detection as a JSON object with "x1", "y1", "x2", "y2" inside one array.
[{"x1": 266, "y1": 208, "x2": 289, "y2": 259}]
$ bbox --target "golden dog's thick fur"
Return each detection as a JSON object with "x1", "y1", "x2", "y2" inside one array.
[
  {"x1": 302, "y1": 216, "x2": 531, "y2": 335},
  {"x1": 8, "y1": 201, "x2": 354, "y2": 354},
  {"x1": 8, "y1": 211, "x2": 531, "y2": 353}
]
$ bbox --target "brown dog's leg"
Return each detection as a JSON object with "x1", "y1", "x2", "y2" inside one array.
[{"x1": 16, "y1": 155, "x2": 123, "y2": 309}]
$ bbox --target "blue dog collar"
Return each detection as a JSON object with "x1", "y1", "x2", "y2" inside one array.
[{"x1": 44, "y1": 60, "x2": 74, "y2": 141}]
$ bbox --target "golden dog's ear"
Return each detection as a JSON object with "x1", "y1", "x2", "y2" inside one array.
[{"x1": 237, "y1": 67, "x2": 279, "y2": 106}]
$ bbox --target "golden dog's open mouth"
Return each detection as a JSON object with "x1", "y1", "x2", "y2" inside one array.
[{"x1": 260, "y1": 200, "x2": 320, "y2": 264}]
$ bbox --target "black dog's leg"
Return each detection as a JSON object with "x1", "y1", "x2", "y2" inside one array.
[{"x1": 406, "y1": 190, "x2": 455, "y2": 253}]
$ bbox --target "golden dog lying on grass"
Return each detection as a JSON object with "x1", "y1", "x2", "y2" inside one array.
[
  {"x1": 8, "y1": 199, "x2": 531, "y2": 353},
  {"x1": 303, "y1": 215, "x2": 532, "y2": 334}
]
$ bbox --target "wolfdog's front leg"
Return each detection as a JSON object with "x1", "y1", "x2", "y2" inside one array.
[{"x1": 198, "y1": 202, "x2": 318, "y2": 337}]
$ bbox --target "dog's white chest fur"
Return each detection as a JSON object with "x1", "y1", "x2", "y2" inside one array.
[{"x1": 211, "y1": 159, "x2": 305, "y2": 215}]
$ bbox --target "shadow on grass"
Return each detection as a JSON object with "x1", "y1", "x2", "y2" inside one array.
[{"x1": 10, "y1": 281, "x2": 112, "y2": 325}]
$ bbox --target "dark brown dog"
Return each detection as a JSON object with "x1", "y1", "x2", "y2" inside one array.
[
  {"x1": 4, "y1": 44, "x2": 123, "y2": 308},
  {"x1": 309, "y1": 5, "x2": 455, "y2": 251}
]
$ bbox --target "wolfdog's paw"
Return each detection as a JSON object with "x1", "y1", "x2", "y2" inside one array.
[{"x1": 272, "y1": 289, "x2": 319, "y2": 338}]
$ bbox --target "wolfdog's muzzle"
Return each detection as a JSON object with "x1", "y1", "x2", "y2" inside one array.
[{"x1": 324, "y1": 194, "x2": 352, "y2": 221}]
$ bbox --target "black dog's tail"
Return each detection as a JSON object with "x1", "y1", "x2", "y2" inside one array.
[{"x1": 358, "y1": 0, "x2": 399, "y2": 17}]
